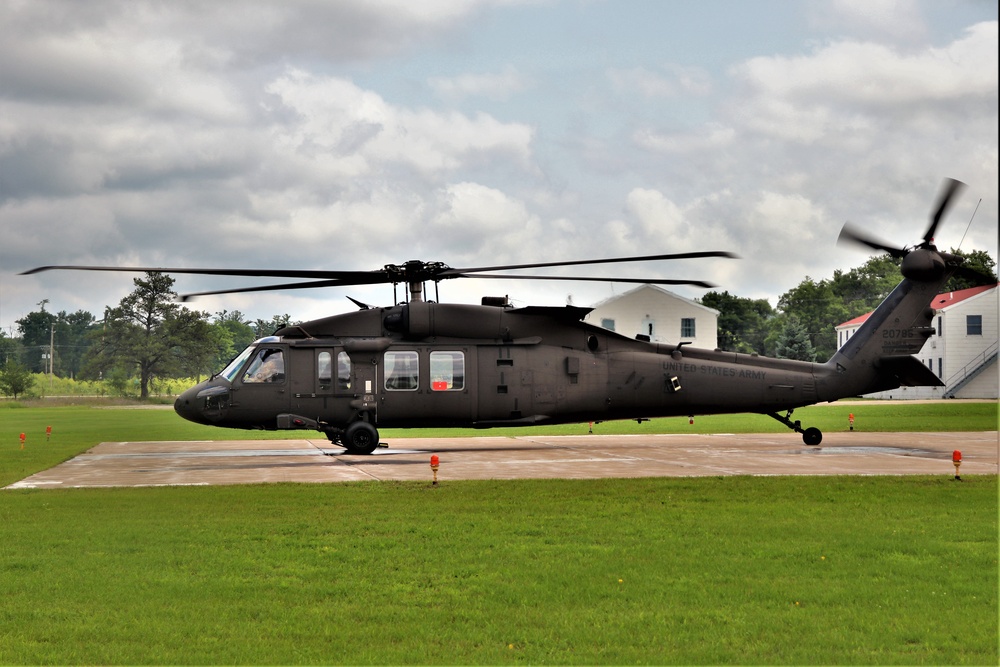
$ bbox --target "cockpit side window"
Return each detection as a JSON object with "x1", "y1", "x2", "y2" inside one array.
[
  {"x1": 337, "y1": 352, "x2": 352, "y2": 390},
  {"x1": 318, "y1": 351, "x2": 332, "y2": 391},
  {"x1": 242, "y1": 348, "x2": 285, "y2": 384}
]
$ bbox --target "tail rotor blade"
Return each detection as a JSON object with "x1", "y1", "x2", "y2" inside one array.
[
  {"x1": 924, "y1": 178, "x2": 966, "y2": 246},
  {"x1": 837, "y1": 222, "x2": 907, "y2": 258}
]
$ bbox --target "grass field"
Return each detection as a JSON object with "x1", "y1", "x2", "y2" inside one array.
[{"x1": 1, "y1": 401, "x2": 997, "y2": 664}]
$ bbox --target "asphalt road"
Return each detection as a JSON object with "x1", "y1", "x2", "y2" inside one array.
[{"x1": 6, "y1": 431, "x2": 997, "y2": 489}]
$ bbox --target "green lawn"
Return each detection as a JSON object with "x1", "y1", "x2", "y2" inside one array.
[{"x1": 0, "y1": 402, "x2": 997, "y2": 664}]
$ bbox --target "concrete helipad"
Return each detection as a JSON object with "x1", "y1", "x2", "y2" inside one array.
[{"x1": 6, "y1": 431, "x2": 998, "y2": 489}]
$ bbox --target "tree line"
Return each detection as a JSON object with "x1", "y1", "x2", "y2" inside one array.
[
  {"x1": 1, "y1": 273, "x2": 290, "y2": 399},
  {"x1": 1, "y1": 249, "x2": 995, "y2": 398}
]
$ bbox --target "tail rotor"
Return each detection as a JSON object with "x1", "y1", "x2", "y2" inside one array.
[{"x1": 837, "y1": 178, "x2": 968, "y2": 282}]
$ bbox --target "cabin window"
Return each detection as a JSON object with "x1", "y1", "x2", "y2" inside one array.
[
  {"x1": 384, "y1": 351, "x2": 419, "y2": 391},
  {"x1": 601, "y1": 318, "x2": 615, "y2": 332},
  {"x1": 967, "y1": 315, "x2": 983, "y2": 336},
  {"x1": 243, "y1": 348, "x2": 284, "y2": 384},
  {"x1": 318, "y1": 352, "x2": 332, "y2": 390},
  {"x1": 681, "y1": 318, "x2": 696, "y2": 338},
  {"x1": 430, "y1": 351, "x2": 465, "y2": 391},
  {"x1": 337, "y1": 352, "x2": 352, "y2": 390}
]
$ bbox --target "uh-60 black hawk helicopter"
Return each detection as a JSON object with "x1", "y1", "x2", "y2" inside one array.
[{"x1": 24, "y1": 179, "x2": 980, "y2": 454}]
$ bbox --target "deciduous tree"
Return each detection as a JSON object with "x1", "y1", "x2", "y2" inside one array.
[
  {"x1": 945, "y1": 248, "x2": 997, "y2": 291},
  {"x1": 83, "y1": 272, "x2": 219, "y2": 399},
  {"x1": 700, "y1": 291, "x2": 774, "y2": 354},
  {"x1": 0, "y1": 359, "x2": 34, "y2": 398},
  {"x1": 776, "y1": 278, "x2": 847, "y2": 361}
]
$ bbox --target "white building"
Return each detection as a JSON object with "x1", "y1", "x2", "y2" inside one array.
[
  {"x1": 585, "y1": 284, "x2": 719, "y2": 350},
  {"x1": 835, "y1": 283, "x2": 999, "y2": 399}
]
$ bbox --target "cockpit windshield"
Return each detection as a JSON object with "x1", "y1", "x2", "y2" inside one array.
[{"x1": 218, "y1": 337, "x2": 280, "y2": 382}]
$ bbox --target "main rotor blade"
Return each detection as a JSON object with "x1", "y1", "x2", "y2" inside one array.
[
  {"x1": 462, "y1": 274, "x2": 719, "y2": 289},
  {"x1": 20, "y1": 264, "x2": 382, "y2": 281},
  {"x1": 442, "y1": 251, "x2": 738, "y2": 277},
  {"x1": 837, "y1": 223, "x2": 907, "y2": 258},
  {"x1": 178, "y1": 279, "x2": 363, "y2": 302},
  {"x1": 924, "y1": 177, "x2": 966, "y2": 245}
]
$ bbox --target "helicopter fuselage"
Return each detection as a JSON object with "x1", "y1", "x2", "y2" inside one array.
[{"x1": 174, "y1": 279, "x2": 945, "y2": 454}]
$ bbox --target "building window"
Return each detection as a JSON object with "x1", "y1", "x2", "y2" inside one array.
[
  {"x1": 681, "y1": 318, "x2": 696, "y2": 338},
  {"x1": 967, "y1": 315, "x2": 983, "y2": 336},
  {"x1": 601, "y1": 318, "x2": 616, "y2": 332},
  {"x1": 937, "y1": 316, "x2": 942, "y2": 336}
]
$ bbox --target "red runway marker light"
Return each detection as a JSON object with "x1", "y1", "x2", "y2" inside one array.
[
  {"x1": 20, "y1": 432, "x2": 26, "y2": 449},
  {"x1": 46, "y1": 425, "x2": 52, "y2": 441},
  {"x1": 952, "y1": 450, "x2": 962, "y2": 463},
  {"x1": 430, "y1": 455, "x2": 440, "y2": 485}
]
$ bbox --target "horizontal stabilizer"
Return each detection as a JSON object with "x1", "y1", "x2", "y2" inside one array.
[{"x1": 876, "y1": 355, "x2": 945, "y2": 389}]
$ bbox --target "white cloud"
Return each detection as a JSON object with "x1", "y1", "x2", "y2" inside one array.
[
  {"x1": 731, "y1": 22, "x2": 998, "y2": 141},
  {"x1": 430, "y1": 182, "x2": 541, "y2": 260},
  {"x1": 265, "y1": 69, "x2": 535, "y2": 177}
]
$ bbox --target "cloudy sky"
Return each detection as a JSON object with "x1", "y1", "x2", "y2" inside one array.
[{"x1": 1, "y1": 0, "x2": 997, "y2": 336}]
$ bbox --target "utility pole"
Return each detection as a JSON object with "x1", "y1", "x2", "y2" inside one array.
[{"x1": 49, "y1": 322, "x2": 55, "y2": 389}]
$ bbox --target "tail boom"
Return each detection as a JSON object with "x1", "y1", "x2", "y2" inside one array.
[{"x1": 821, "y1": 274, "x2": 950, "y2": 399}]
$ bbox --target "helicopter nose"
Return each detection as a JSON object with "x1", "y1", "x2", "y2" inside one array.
[
  {"x1": 174, "y1": 386, "x2": 206, "y2": 424},
  {"x1": 174, "y1": 383, "x2": 229, "y2": 425}
]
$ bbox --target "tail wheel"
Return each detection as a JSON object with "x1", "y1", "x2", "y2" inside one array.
[
  {"x1": 803, "y1": 427, "x2": 823, "y2": 446},
  {"x1": 343, "y1": 421, "x2": 380, "y2": 455}
]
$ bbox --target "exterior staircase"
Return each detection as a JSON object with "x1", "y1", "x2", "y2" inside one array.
[{"x1": 943, "y1": 340, "x2": 999, "y2": 398}]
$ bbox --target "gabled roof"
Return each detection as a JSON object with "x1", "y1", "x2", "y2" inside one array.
[
  {"x1": 589, "y1": 283, "x2": 720, "y2": 315},
  {"x1": 928, "y1": 283, "x2": 997, "y2": 309},
  {"x1": 837, "y1": 283, "x2": 998, "y2": 329}
]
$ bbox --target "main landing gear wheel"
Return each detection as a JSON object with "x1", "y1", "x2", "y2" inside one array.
[
  {"x1": 343, "y1": 421, "x2": 380, "y2": 455},
  {"x1": 802, "y1": 427, "x2": 823, "y2": 446}
]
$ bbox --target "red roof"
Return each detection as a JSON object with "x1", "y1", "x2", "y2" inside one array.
[{"x1": 837, "y1": 283, "x2": 997, "y2": 329}]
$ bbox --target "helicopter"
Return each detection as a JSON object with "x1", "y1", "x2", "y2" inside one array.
[{"x1": 23, "y1": 179, "x2": 978, "y2": 454}]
